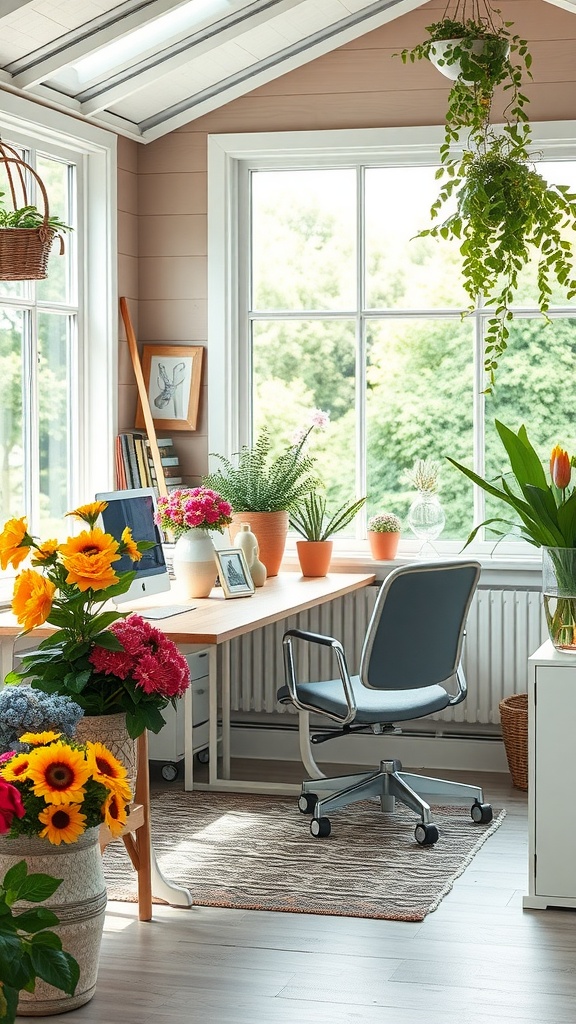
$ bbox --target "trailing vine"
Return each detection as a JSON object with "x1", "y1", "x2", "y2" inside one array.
[{"x1": 396, "y1": 2, "x2": 576, "y2": 391}]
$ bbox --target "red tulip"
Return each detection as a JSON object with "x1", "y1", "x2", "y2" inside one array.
[{"x1": 550, "y1": 445, "x2": 571, "y2": 490}]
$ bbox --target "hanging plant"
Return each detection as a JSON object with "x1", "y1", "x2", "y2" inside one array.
[{"x1": 396, "y1": 2, "x2": 576, "y2": 392}]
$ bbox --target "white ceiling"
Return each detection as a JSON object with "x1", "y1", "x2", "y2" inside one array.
[{"x1": 0, "y1": 0, "x2": 572, "y2": 143}]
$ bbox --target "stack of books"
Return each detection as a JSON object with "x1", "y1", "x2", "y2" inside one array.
[{"x1": 115, "y1": 432, "x2": 183, "y2": 491}]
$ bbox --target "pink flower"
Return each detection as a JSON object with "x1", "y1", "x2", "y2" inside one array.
[
  {"x1": 0, "y1": 779, "x2": 25, "y2": 834},
  {"x1": 89, "y1": 614, "x2": 190, "y2": 701},
  {"x1": 155, "y1": 487, "x2": 232, "y2": 537}
]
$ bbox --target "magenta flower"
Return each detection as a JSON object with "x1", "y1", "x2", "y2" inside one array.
[
  {"x1": 155, "y1": 487, "x2": 232, "y2": 538},
  {"x1": 89, "y1": 614, "x2": 190, "y2": 702}
]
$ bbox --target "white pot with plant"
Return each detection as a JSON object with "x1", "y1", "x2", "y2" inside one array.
[{"x1": 367, "y1": 513, "x2": 402, "y2": 561}]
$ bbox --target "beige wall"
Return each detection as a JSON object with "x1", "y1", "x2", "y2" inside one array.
[{"x1": 126, "y1": 0, "x2": 576, "y2": 482}]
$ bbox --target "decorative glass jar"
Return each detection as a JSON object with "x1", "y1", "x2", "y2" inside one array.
[
  {"x1": 542, "y1": 546, "x2": 576, "y2": 653},
  {"x1": 407, "y1": 491, "x2": 446, "y2": 555}
]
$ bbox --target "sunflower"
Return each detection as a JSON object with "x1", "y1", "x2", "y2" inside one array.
[
  {"x1": 26, "y1": 741, "x2": 91, "y2": 804},
  {"x1": 65, "y1": 501, "x2": 108, "y2": 528},
  {"x1": 0, "y1": 516, "x2": 30, "y2": 571},
  {"x1": 11, "y1": 569, "x2": 56, "y2": 631},
  {"x1": 19, "y1": 730, "x2": 61, "y2": 746},
  {"x1": 38, "y1": 803, "x2": 87, "y2": 845},
  {"x1": 120, "y1": 527, "x2": 142, "y2": 563},
  {"x1": 102, "y1": 790, "x2": 128, "y2": 837},
  {"x1": 85, "y1": 742, "x2": 132, "y2": 802},
  {"x1": 60, "y1": 527, "x2": 120, "y2": 592},
  {"x1": 0, "y1": 752, "x2": 31, "y2": 781}
]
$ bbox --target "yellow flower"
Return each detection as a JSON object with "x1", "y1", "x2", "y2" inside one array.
[
  {"x1": 12, "y1": 569, "x2": 56, "y2": 630},
  {"x1": 0, "y1": 516, "x2": 30, "y2": 570},
  {"x1": 66, "y1": 501, "x2": 108, "y2": 528},
  {"x1": 85, "y1": 741, "x2": 131, "y2": 799},
  {"x1": 33, "y1": 539, "x2": 59, "y2": 563},
  {"x1": 102, "y1": 790, "x2": 128, "y2": 837},
  {"x1": 120, "y1": 527, "x2": 142, "y2": 563},
  {"x1": 27, "y1": 741, "x2": 91, "y2": 805},
  {"x1": 19, "y1": 730, "x2": 61, "y2": 746},
  {"x1": 38, "y1": 803, "x2": 87, "y2": 845},
  {"x1": 60, "y1": 527, "x2": 120, "y2": 592},
  {"x1": 0, "y1": 752, "x2": 31, "y2": 782}
]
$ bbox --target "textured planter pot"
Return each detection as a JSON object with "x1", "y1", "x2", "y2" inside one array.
[
  {"x1": 367, "y1": 531, "x2": 400, "y2": 561},
  {"x1": 296, "y1": 540, "x2": 333, "y2": 578},
  {"x1": 0, "y1": 828, "x2": 106, "y2": 1016},
  {"x1": 75, "y1": 711, "x2": 137, "y2": 791},
  {"x1": 173, "y1": 528, "x2": 217, "y2": 599},
  {"x1": 229, "y1": 511, "x2": 289, "y2": 577}
]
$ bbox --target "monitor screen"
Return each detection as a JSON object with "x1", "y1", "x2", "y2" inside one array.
[{"x1": 95, "y1": 487, "x2": 171, "y2": 604}]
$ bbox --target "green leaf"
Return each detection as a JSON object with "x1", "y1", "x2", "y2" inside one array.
[
  {"x1": 29, "y1": 944, "x2": 79, "y2": 996},
  {"x1": 1, "y1": 861, "x2": 27, "y2": 898},
  {"x1": 16, "y1": 874, "x2": 63, "y2": 904},
  {"x1": 495, "y1": 421, "x2": 548, "y2": 492},
  {"x1": 13, "y1": 908, "x2": 60, "y2": 932}
]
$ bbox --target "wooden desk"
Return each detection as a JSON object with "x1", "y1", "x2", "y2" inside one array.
[{"x1": 124, "y1": 571, "x2": 375, "y2": 794}]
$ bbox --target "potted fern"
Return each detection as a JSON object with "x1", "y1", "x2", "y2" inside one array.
[
  {"x1": 397, "y1": 2, "x2": 576, "y2": 391},
  {"x1": 290, "y1": 492, "x2": 366, "y2": 577},
  {"x1": 203, "y1": 427, "x2": 320, "y2": 576}
]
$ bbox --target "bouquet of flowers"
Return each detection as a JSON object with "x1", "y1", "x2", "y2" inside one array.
[
  {"x1": 0, "y1": 689, "x2": 83, "y2": 754},
  {"x1": 0, "y1": 732, "x2": 131, "y2": 845},
  {"x1": 0, "y1": 780, "x2": 80, "y2": 1023},
  {"x1": 155, "y1": 486, "x2": 232, "y2": 539},
  {"x1": 0, "y1": 502, "x2": 191, "y2": 738}
]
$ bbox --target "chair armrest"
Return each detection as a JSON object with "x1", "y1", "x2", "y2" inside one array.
[
  {"x1": 447, "y1": 661, "x2": 468, "y2": 706},
  {"x1": 282, "y1": 628, "x2": 357, "y2": 726}
]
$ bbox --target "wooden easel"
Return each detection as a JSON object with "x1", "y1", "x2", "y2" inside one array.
[{"x1": 120, "y1": 296, "x2": 168, "y2": 497}]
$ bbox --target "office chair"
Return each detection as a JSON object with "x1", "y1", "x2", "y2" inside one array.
[{"x1": 279, "y1": 560, "x2": 492, "y2": 846}]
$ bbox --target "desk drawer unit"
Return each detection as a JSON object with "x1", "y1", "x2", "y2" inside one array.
[{"x1": 147, "y1": 650, "x2": 210, "y2": 774}]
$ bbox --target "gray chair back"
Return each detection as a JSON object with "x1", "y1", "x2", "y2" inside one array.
[{"x1": 360, "y1": 561, "x2": 480, "y2": 691}]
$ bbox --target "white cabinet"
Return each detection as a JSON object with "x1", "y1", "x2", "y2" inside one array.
[
  {"x1": 524, "y1": 640, "x2": 576, "y2": 910},
  {"x1": 147, "y1": 649, "x2": 211, "y2": 777}
]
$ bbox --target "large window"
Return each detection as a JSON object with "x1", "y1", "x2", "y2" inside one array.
[
  {"x1": 0, "y1": 96, "x2": 116, "y2": 594},
  {"x1": 208, "y1": 126, "x2": 576, "y2": 553}
]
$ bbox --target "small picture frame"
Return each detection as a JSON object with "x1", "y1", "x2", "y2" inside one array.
[
  {"x1": 214, "y1": 548, "x2": 255, "y2": 599},
  {"x1": 135, "y1": 345, "x2": 204, "y2": 431}
]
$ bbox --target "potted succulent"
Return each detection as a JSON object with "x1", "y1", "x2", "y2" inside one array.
[
  {"x1": 397, "y1": 3, "x2": 576, "y2": 391},
  {"x1": 290, "y1": 492, "x2": 366, "y2": 577},
  {"x1": 367, "y1": 513, "x2": 402, "y2": 561},
  {"x1": 203, "y1": 426, "x2": 320, "y2": 576}
]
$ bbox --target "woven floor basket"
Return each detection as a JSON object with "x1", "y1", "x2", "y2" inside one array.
[{"x1": 499, "y1": 693, "x2": 528, "y2": 790}]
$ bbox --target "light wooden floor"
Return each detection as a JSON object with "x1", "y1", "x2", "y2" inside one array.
[{"x1": 21, "y1": 761, "x2": 576, "y2": 1024}]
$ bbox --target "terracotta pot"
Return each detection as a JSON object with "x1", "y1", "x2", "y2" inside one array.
[
  {"x1": 368, "y1": 531, "x2": 400, "y2": 561},
  {"x1": 228, "y1": 511, "x2": 289, "y2": 577},
  {"x1": 296, "y1": 540, "x2": 333, "y2": 578}
]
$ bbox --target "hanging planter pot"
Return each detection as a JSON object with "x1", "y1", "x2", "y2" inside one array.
[
  {"x1": 428, "y1": 35, "x2": 509, "y2": 83},
  {"x1": 0, "y1": 142, "x2": 70, "y2": 281}
]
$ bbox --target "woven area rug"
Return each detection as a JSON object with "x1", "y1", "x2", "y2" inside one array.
[{"x1": 103, "y1": 791, "x2": 505, "y2": 922}]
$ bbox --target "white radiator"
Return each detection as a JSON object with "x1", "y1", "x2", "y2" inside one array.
[{"x1": 229, "y1": 587, "x2": 546, "y2": 726}]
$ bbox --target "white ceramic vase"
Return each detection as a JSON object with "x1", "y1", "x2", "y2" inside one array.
[{"x1": 173, "y1": 528, "x2": 217, "y2": 599}]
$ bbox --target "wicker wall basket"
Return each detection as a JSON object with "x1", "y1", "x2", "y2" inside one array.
[
  {"x1": 499, "y1": 693, "x2": 528, "y2": 791},
  {"x1": 0, "y1": 145, "x2": 64, "y2": 281}
]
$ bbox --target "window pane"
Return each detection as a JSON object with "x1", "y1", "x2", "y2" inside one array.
[
  {"x1": 366, "y1": 318, "x2": 474, "y2": 539},
  {"x1": 0, "y1": 146, "x2": 27, "y2": 301},
  {"x1": 483, "y1": 317, "x2": 576, "y2": 543},
  {"x1": 251, "y1": 169, "x2": 356, "y2": 311},
  {"x1": 0, "y1": 308, "x2": 24, "y2": 516},
  {"x1": 252, "y1": 319, "x2": 358, "y2": 517},
  {"x1": 38, "y1": 312, "x2": 70, "y2": 537},
  {"x1": 365, "y1": 166, "x2": 469, "y2": 310},
  {"x1": 37, "y1": 156, "x2": 72, "y2": 304}
]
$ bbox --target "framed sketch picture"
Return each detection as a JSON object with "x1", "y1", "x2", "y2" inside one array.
[
  {"x1": 214, "y1": 548, "x2": 255, "y2": 599},
  {"x1": 135, "y1": 345, "x2": 204, "y2": 431}
]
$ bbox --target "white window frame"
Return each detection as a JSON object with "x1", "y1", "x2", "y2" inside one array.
[
  {"x1": 207, "y1": 121, "x2": 576, "y2": 580},
  {"x1": 0, "y1": 92, "x2": 118, "y2": 508}
]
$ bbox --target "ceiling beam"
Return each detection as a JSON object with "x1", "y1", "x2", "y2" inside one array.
[
  {"x1": 79, "y1": 0, "x2": 308, "y2": 114},
  {"x1": 542, "y1": 0, "x2": 576, "y2": 9},
  {"x1": 10, "y1": 0, "x2": 192, "y2": 89}
]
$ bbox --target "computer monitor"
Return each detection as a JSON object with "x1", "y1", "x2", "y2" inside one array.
[{"x1": 95, "y1": 487, "x2": 171, "y2": 604}]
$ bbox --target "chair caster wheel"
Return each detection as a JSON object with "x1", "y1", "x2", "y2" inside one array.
[
  {"x1": 161, "y1": 762, "x2": 179, "y2": 782},
  {"x1": 471, "y1": 800, "x2": 493, "y2": 824},
  {"x1": 196, "y1": 748, "x2": 210, "y2": 765},
  {"x1": 415, "y1": 822, "x2": 439, "y2": 846},
  {"x1": 310, "y1": 817, "x2": 331, "y2": 838},
  {"x1": 298, "y1": 793, "x2": 318, "y2": 814}
]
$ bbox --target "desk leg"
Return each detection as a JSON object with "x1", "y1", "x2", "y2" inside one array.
[
  {"x1": 184, "y1": 678, "x2": 194, "y2": 792},
  {"x1": 222, "y1": 641, "x2": 231, "y2": 780},
  {"x1": 135, "y1": 733, "x2": 193, "y2": 913},
  {"x1": 208, "y1": 645, "x2": 219, "y2": 786}
]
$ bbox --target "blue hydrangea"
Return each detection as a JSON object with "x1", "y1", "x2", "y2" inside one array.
[{"x1": 0, "y1": 687, "x2": 84, "y2": 753}]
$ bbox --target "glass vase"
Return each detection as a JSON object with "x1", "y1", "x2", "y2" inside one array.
[
  {"x1": 407, "y1": 491, "x2": 446, "y2": 556},
  {"x1": 542, "y1": 546, "x2": 576, "y2": 653}
]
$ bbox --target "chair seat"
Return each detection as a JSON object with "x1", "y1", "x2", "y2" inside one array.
[{"x1": 277, "y1": 675, "x2": 451, "y2": 723}]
